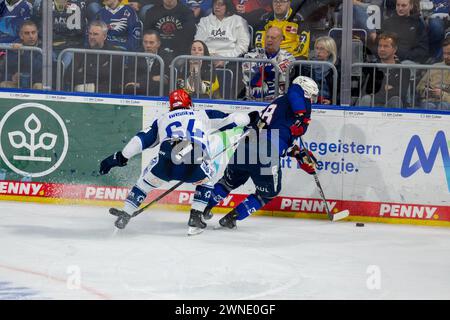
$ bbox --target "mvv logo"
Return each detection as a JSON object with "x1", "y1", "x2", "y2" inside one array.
[
  {"x1": 9, "y1": 113, "x2": 57, "y2": 162},
  {"x1": 401, "y1": 131, "x2": 450, "y2": 192}
]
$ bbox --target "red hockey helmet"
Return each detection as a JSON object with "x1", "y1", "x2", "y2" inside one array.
[{"x1": 169, "y1": 89, "x2": 192, "y2": 111}]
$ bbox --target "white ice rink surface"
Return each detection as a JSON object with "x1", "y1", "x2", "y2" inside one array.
[{"x1": 0, "y1": 201, "x2": 449, "y2": 300}]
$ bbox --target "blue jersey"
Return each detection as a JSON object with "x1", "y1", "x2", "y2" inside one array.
[
  {"x1": 258, "y1": 83, "x2": 311, "y2": 156},
  {"x1": 0, "y1": 0, "x2": 32, "y2": 43},
  {"x1": 431, "y1": 0, "x2": 449, "y2": 15},
  {"x1": 95, "y1": 4, "x2": 141, "y2": 51},
  {"x1": 180, "y1": 0, "x2": 212, "y2": 18}
]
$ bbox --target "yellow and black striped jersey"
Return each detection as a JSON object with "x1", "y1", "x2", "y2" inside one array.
[{"x1": 255, "y1": 8, "x2": 310, "y2": 59}]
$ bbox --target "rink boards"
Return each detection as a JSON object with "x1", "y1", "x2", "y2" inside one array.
[{"x1": 0, "y1": 90, "x2": 449, "y2": 226}]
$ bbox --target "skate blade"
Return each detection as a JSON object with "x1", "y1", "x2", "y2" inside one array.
[
  {"x1": 187, "y1": 227, "x2": 205, "y2": 236},
  {"x1": 332, "y1": 210, "x2": 350, "y2": 221},
  {"x1": 213, "y1": 223, "x2": 236, "y2": 230}
]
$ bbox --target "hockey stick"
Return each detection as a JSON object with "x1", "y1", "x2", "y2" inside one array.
[
  {"x1": 111, "y1": 129, "x2": 251, "y2": 229},
  {"x1": 298, "y1": 138, "x2": 349, "y2": 222}
]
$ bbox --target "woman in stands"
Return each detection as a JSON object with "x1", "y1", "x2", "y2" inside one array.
[
  {"x1": 177, "y1": 40, "x2": 221, "y2": 99},
  {"x1": 194, "y1": 0, "x2": 250, "y2": 68},
  {"x1": 302, "y1": 36, "x2": 341, "y2": 105}
]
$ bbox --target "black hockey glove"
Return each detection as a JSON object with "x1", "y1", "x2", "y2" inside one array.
[
  {"x1": 99, "y1": 151, "x2": 128, "y2": 175},
  {"x1": 247, "y1": 111, "x2": 261, "y2": 128},
  {"x1": 247, "y1": 110, "x2": 268, "y2": 130}
]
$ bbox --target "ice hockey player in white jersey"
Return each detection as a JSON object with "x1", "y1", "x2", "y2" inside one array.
[{"x1": 99, "y1": 89, "x2": 254, "y2": 234}]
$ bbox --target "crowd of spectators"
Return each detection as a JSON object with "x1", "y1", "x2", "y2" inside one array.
[{"x1": 0, "y1": 0, "x2": 449, "y2": 109}]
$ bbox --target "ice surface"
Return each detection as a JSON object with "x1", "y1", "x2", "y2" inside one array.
[{"x1": 0, "y1": 201, "x2": 449, "y2": 300}]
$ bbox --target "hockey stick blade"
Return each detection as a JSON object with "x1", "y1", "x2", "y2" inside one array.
[
  {"x1": 298, "y1": 138, "x2": 351, "y2": 222},
  {"x1": 331, "y1": 209, "x2": 350, "y2": 222},
  {"x1": 109, "y1": 208, "x2": 132, "y2": 229}
]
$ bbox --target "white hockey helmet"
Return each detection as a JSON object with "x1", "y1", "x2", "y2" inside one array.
[{"x1": 292, "y1": 76, "x2": 319, "y2": 102}]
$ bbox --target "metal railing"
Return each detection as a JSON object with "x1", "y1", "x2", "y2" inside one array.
[
  {"x1": 0, "y1": 45, "x2": 43, "y2": 90},
  {"x1": 170, "y1": 55, "x2": 280, "y2": 101},
  {"x1": 285, "y1": 60, "x2": 339, "y2": 105},
  {"x1": 2, "y1": 45, "x2": 449, "y2": 110},
  {"x1": 352, "y1": 63, "x2": 450, "y2": 109},
  {"x1": 56, "y1": 48, "x2": 165, "y2": 96}
]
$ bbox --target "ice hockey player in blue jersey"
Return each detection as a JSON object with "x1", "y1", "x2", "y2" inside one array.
[
  {"x1": 95, "y1": 0, "x2": 141, "y2": 51},
  {"x1": 99, "y1": 89, "x2": 254, "y2": 234},
  {"x1": 0, "y1": 0, "x2": 32, "y2": 44},
  {"x1": 195, "y1": 76, "x2": 320, "y2": 230}
]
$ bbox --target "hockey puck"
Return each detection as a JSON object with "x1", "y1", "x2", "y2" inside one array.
[{"x1": 356, "y1": 223, "x2": 365, "y2": 227}]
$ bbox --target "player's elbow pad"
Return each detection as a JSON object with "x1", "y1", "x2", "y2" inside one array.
[{"x1": 122, "y1": 136, "x2": 143, "y2": 159}]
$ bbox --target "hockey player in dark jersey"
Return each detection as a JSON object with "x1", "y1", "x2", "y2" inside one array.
[
  {"x1": 95, "y1": 0, "x2": 141, "y2": 51},
  {"x1": 99, "y1": 89, "x2": 255, "y2": 234},
  {"x1": 194, "y1": 76, "x2": 320, "y2": 229}
]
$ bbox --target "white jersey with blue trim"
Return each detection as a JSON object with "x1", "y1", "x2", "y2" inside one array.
[
  {"x1": 157, "y1": 108, "x2": 210, "y2": 151},
  {"x1": 122, "y1": 108, "x2": 250, "y2": 161}
]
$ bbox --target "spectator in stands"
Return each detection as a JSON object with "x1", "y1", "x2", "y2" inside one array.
[
  {"x1": 143, "y1": 0, "x2": 196, "y2": 57},
  {"x1": 354, "y1": 1, "x2": 383, "y2": 44},
  {"x1": 181, "y1": 0, "x2": 213, "y2": 23},
  {"x1": 68, "y1": 21, "x2": 124, "y2": 93},
  {"x1": 357, "y1": 32, "x2": 411, "y2": 107},
  {"x1": 255, "y1": 0, "x2": 310, "y2": 60},
  {"x1": 33, "y1": 0, "x2": 88, "y2": 74},
  {"x1": 334, "y1": 1, "x2": 382, "y2": 46},
  {"x1": 87, "y1": 0, "x2": 139, "y2": 21},
  {"x1": 124, "y1": 30, "x2": 171, "y2": 96},
  {"x1": 33, "y1": 0, "x2": 88, "y2": 51},
  {"x1": 386, "y1": 0, "x2": 420, "y2": 17},
  {"x1": 232, "y1": 0, "x2": 272, "y2": 29},
  {"x1": 381, "y1": 0, "x2": 429, "y2": 64},
  {"x1": 241, "y1": 26, "x2": 294, "y2": 101},
  {"x1": 95, "y1": 0, "x2": 142, "y2": 51},
  {"x1": 195, "y1": 0, "x2": 250, "y2": 68},
  {"x1": 0, "y1": 0, "x2": 32, "y2": 44},
  {"x1": 417, "y1": 37, "x2": 450, "y2": 109},
  {"x1": 176, "y1": 40, "x2": 221, "y2": 98},
  {"x1": 302, "y1": 36, "x2": 340, "y2": 105},
  {"x1": 422, "y1": 0, "x2": 449, "y2": 61},
  {"x1": 0, "y1": 20, "x2": 43, "y2": 89}
]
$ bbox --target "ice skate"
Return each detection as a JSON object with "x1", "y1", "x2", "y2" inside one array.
[
  {"x1": 202, "y1": 206, "x2": 213, "y2": 220},
  {"x1": 215, "y1": 210, "x2": 238, "y2": 229},
  {"x1": 187, "y1": 209, "x2": 207, "y2": 236}
]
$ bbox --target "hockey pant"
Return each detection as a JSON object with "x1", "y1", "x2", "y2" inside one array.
[
  {"x1": 123, "y1": 151, "x2": 214, "y2": 215},
  {"x1": 205, "y1": 162, "x2": 282, "y2": 220}
]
